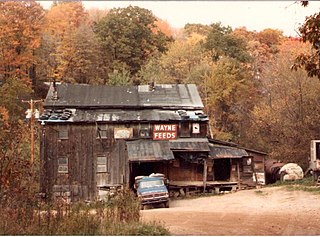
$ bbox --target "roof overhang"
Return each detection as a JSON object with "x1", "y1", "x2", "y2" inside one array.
[
  {"x1": 126, "y1": 140, "x2": 174, "y2": 162},
  {"x1": 209, "y1": 144, "x2": 249, "y2": 159},
  {"x1": 169, "y1": 138, "x2": 210, "y2": 152}
]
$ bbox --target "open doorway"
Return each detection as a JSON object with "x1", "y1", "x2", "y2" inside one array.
[
  {"x1": 129, "y1": 162, "x2": 168, "y2": 188},
  {"x1": 214, "y1": 159, "x2": 231, "y2": 181}
]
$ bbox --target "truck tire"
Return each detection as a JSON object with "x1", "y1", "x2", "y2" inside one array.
[
  {"x1": 313, "y1": 171, "x2": 320, "y2": 182},
  {"x1": 280, "y1": 172, "x2": 286, "y2": 182}
]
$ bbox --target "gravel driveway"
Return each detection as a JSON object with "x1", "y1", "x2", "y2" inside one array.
[{"x1": 141, "y1": 186, "x2": 320, "y2": 235}]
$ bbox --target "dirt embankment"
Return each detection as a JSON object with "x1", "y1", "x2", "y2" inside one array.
[{"x1": 141, "y1": 187, "x2": 320, "y2": 236}]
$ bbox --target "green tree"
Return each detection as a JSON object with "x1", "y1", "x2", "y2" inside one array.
[
  {"x1": 94, "y1": 6, "x2": 173, "y2": 79},
  {"x1": 0, "y1": 77, "x2": 31, "y2": 120},
  {"x1": 204, "y1": 23, "x2": 251, "y2": 63}
]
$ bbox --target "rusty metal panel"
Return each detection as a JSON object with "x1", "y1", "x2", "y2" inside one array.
[
  {"x1": 126, "y1": 140, "x2": 174, "y2": 162},
  {"x1": 169, "y1": 138, "x2": 210, "y2": 151},
  {"x1": 209, "y1": 144, "x2": 248, "y2": 159}
]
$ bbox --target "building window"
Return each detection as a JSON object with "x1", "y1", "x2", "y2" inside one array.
[
  {"x1": 180, "y1": 122, "x2": 191, "y2": 137},
  {"x1": 97, "y1": 156, "x2": 107, "y2": 173},
  {"x1": 58, "y1": 157, "x2": 68, "y2": 174},
  {"x1": 97, "y1": 129, "x2": 108, "y2": 139},
  {"x1": 58, "y1": 128, "x2": 68, "y2": 140},
  {"x1": 139, "y1": 123, "x2": 151, "y2": 138},
  {"x1": 96, "y1": 125, "x2": 108, "y2": 139}
]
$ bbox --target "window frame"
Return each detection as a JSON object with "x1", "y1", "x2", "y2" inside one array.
[
  {"x1": 96, "y1": 155, "x2": 107, "y2": 173},
  {"x1": 58, "y1": 127, "x2": 69, "y2": 140},
  {"x1": 96, "y1": 125, "x2": 108, "y2": 139},
  {"x1": 179, "y1": 122, "x2": 191, "y2": 138},
  {"x1": 57, "y1": 157, "x2": 68, "y2": 174},
  {"x1": 139, "y1": 123, "x2": 151, "y2": 138}
]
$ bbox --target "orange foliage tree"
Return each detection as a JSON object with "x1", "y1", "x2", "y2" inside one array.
[{"x1": 0, "y1": 1, "x2": 45, "y2": 85}]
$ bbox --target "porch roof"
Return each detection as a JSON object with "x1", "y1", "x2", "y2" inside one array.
[
  {"x1": 209, "y1": 144, "x2": 249, "y2": 159},
  {"x1": 169, "y1": 138, "x2": 210, "y2": 152},
  {"x1": 126, "y1": 140, "x2": 174, "y2": 162}
]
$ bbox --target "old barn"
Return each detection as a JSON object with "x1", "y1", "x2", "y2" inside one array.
[
  {"x1": 39, "y1": 83, "x2": 211, "y2": 201},
  {"x1": 39, "y1": 83, "x2": 266, "y2": 201}
]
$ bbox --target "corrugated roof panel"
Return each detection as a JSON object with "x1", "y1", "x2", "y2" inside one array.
[
  {"x1": 169, "y1": 138, "x2": 210, "y2": 151},
  {"x1": 46, "y1": 84, "x2": 139, "y2": 108},
  {"x1": 45, "y1": 83, "x2": 203, "y2": 109},
  {"x1": 209, "y1": 144, "x2": 248, "y2": 159},
  {"x1": 126, "y1": 140, "x2": 174, "y2": 162}
]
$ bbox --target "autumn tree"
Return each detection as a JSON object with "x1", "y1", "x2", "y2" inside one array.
[
  {"x1": 142, "y1": 33, "x2": 209, "y2": 84},
  {"x1": 205, "y1": 57, "x2": 258, "y2": 142},
  {"x1": 294, "y1": 11, "x2": 320, "y2": 78},
  {"x1": 184, "y1": 23, "x2": 211, "y2": 37},
  {"x1": 38, "y1": 1, "x2": 103, "y2": 85},
  {"x1": 233, "y1": 27, "x2": 284, "y2": 87},
  {"x1": 94, "y1": 6, "x2": 173, "y2": 81},
  {"x1": 155, "y1": 18, "x2": 174, "y2": 37},
  {"x1": 249, "y1": 39, "x2": 320, "y2": 167},
  {"x1": 0, "y1": 1, "x2": 45, "y2": 86}
]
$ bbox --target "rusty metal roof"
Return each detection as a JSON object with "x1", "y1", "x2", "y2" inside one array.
[
  {"x1": 126, "y1": 140, "x2": 174, "y2": 162},
  {"x1": 44, "y1": 83, "x2": 203, "y2": 110},
  {"x1": 209, "y1": 144, "x2": 248, "y2": 159},
  {"x1": 169, "y1": 138, "x2": 210, "y2": 152}
]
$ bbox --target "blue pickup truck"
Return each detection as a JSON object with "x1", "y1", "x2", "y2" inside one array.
[{"x1": 134, "y1": 173, "x2": 170, "y2": 209}]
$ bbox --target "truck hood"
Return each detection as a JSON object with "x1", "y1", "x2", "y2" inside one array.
[{"x1": 137, "y1": 185, "x2": 168, "y2": 195}]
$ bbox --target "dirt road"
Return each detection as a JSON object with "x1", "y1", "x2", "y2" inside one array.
[{"x1": 141, "y1": 187, "x2": 320, "y2": 235}]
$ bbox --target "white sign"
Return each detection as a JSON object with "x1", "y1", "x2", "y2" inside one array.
[{"x1": 114, "y1": 127, "x2": 133, "y2": 139}]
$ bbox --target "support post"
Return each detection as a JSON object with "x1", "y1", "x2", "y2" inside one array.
[
  {"x1": 203, "y1": 159, "x2": 207, "y2": 193},
  {"x1": 237, "y1": 161, "x2": 241, "y2": 190}
]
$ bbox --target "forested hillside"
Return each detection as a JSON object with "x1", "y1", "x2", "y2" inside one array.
[{"x1": 1, "y1": 0, "x2": 320, "y2": 200}]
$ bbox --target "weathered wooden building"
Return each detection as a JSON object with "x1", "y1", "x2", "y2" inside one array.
[
  {"x1": 208, "y1": 139, "x2": 266, "y2": 190},
  {"x1": 39, "y1": 83, "x2": 267, "y2": 201},
  {"x1": 39, "y1": 83, "x2": 210, "y2": 201}
]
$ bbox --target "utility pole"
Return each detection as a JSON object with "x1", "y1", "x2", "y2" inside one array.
[{"x1": 22, "y1": 99, "x2": 43, "y2": 164}]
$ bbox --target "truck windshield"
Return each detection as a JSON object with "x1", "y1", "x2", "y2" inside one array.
[{"x1": 140, "y1": 179, "x2": 164, "y2": 188}]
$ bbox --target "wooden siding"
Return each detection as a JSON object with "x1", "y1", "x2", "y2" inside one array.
[
  {"x1": 41, "y1": 120, "x2": 208, "y2": 201},
  {"x1": 41, "y1": 124, "x2": 129, "y2": 201}
]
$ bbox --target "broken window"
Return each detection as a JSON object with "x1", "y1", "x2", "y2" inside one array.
[
  {"x1": 180, "y1": 122, "x2": 191, "y2": 137},
  {"x1": 58, "y1": 157, "x2": 68, "y2": 174},
  {"x1": 139, "y1": 123, "x2": 151, "y2": 138},
  {"x1": 96, "y1": 124, "x2": 108, "y2": 139}
]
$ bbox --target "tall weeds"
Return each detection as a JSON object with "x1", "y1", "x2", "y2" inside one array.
[{"x1": 0, "y1": 188, "x2": 169, "y2": 235}]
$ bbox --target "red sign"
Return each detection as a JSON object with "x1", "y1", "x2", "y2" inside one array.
[{"x1": 153, "y1": 124, "x2": 177, "y2": 140}]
